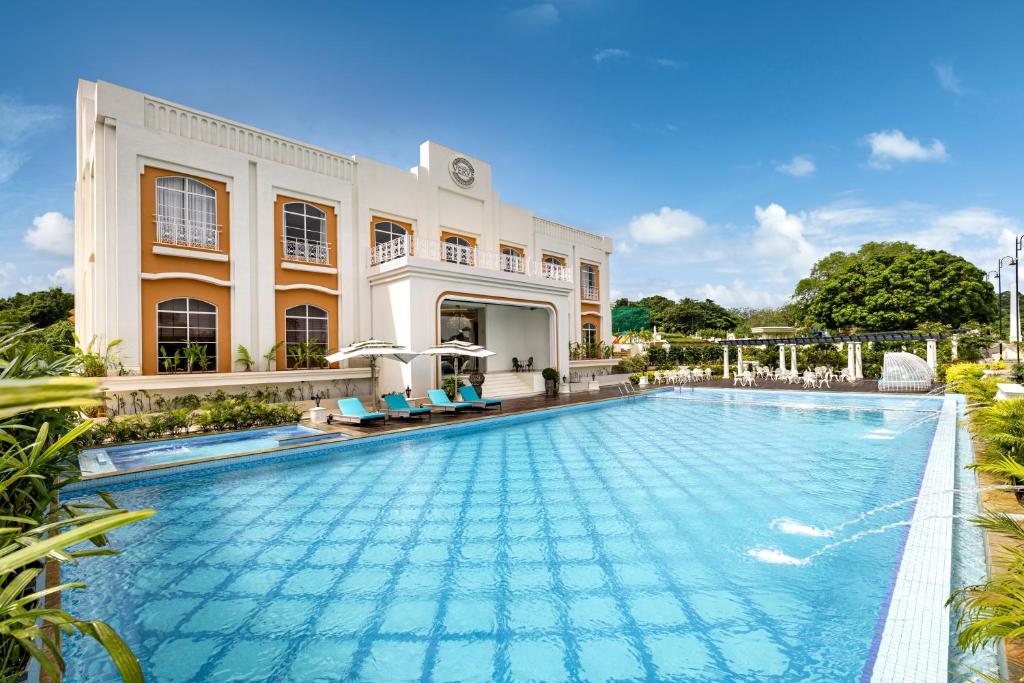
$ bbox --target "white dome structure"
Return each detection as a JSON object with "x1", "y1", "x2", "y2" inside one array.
[{"x1": 878, "y1": 351, "x2": 934, "y2": 392}]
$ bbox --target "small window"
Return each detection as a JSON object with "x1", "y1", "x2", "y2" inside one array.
[
  {"x1": 374, "y1": 221, "x2": 407, "y2": 246},
  {"x1": 443, "y1": 235, "x2": 473, "y2": 265},
  {"x1": 582, "y1": 322, "x2": 597, "y2": 347},
  {"x1": 283, "y1": 202, "x2": 326, "y2": 244},
  {"x1": 581, "y1": 264, "x2": 598, "y2": 300},
  {"x1": 371, "y1": 221, "x2": 409, "y2": 264},
  {"x1": 285, "y1": 304, "x2": 329, "y2": 369},
  {"x1": 501, "y1": 246, "x2": 523, "y2": 273},
  {"x1": 157, "y1": 297, "x2": 217, "y2": 372},
  {"x1": 156, "y1": 176, "x2": 218, "y2": 249}
]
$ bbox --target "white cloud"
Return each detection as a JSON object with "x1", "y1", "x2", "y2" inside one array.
[
  {"x1": 0, "y1": 96, "x2": 61, "y2": 184},
  {"x1": 775, "y1": 154, "x2": 816, "y2": 177},
  {"x1": 752, "y1": 203, "x2": 819, "y2": 276},
  {"x1": 50, "y1": 266, "x2": 74, "y2": 291},
  {"x1": 864, "y1": 129, "x2": 948, "y2": 169},
  {"x1": 696, "y1": 280, "x2": 783, "y2": 308},
  {"x1": 507, "y1": 3, "x2": 560, "y2": 29},
  {"x1": 592, "y1": 48, "x2": 630, "y2": 63},
  {"x1": 652, "y1": 57, "x2": 682, "y2": 69},
  {"x1": 932, "y1": 61, "x2": 964, "y2": 95},
  {"x1": 628, "y1": 207, "x2": 706, "y2": 245},
  {"x1": 24, "y1": 212, "x2": 73, "y2": 256},
  {"x1": 774, "y1": 154, "x2": 815, "y2": 178}
]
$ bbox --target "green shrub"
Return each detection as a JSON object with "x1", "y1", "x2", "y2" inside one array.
[
  {"x1": 628, "y1": 373, "x2": 641, "y2": 385},
  {"x1": 944, "y1": 362, "x2": 985, "y2": 385},
  {"x1": 1012, "y1": 363, "x2": 1024, "y2": 383}
]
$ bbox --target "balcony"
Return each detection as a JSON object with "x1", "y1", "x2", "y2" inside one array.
[
  {"x1": 156, "y1": 216, "x2": 220, "y2": 251},
  {"x1": 369, "y1": 236, "x2": 572, "y2": 282},
  {"x1": 284, "y1": 236, "x2": 330, "y2": 265},
  {"x1": 581, "y1": 284, "x2": 600, "y2": 301}
]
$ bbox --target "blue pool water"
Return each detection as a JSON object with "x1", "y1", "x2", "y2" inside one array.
[
  {"x1": 78, "y1": 424, "x2": 335, "y2": 475},
  {"x1": 63, "y1": 389, "x2": 942, "y2": 681}
]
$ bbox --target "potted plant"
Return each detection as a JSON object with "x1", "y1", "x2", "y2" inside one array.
[
  {"x1": 264, "y1": 341, "x2": 284, "y2": 371},
  {"x1": 542, "y1": 367, "x2": 559, "y2": 397},
  {"x1": 236, "y1": 344, "x2": 255, "y2": 371},
  {"x1": 469, "y1": 370, "x2": 485, "y2": 397}
]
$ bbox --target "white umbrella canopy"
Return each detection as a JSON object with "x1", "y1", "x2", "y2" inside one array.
[
  {"x1": 418, "y1": 340, "x2": 496, "y2": 386},
  {"x1": 325, "y1": 339, "x2": 418, "y2": 409}
]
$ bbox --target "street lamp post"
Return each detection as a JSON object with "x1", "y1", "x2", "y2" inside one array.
[
  {"x1": 989, "y1": 269, "x2": 1002, "y2": 339},
  {"x1": 1014, "y1": 236, "x2": 1024, "y2": 364}
]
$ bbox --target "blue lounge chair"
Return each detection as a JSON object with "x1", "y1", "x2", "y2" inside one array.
[
  {"x1": 383, "y1": 393, "x2": 432, "y2": 420},
  {"x1": 458, "y1": 385, "x2": 502, "y2": 410},
  {"x1": 423, "y1": 389, "x2": 472, "y2": 412},
  {"x1": 327, "y1": 398, "x2": 386, "y2": 425}
]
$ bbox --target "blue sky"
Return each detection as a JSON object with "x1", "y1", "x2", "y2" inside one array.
[{"x1": 1, "y1": 1, "x2": 1022, "y2": 306}]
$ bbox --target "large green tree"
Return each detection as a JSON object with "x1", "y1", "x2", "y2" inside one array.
[
  {"x1": 0, "y1": 288, "x2": 74, "y2": 328},
  {"x1": 614, "y1": 295, "x2": 742, "y2": 334},
  {"x1": 795, "y1": 242, "x2": 996, "y2": 331}
]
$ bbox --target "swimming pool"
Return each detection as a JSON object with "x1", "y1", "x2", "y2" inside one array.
[
  {"x1": 78, "y1": 424, "x2": 336, "y2": 475},
  {"x1": 63, "y1": 389, "x2": 947, "y2": 680}
]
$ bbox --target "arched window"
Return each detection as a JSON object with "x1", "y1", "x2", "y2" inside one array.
[
  {"x1": 501, "y1": 246, "x2": 524, "y2": 273},
  {"x1": 580, "y1": 263, "x2": 598, "y2": 300},
  {"x1": 157, "y1": 298, "x2": 217, "y2": 372},
  {"x1": 285, "y1": 304, "x2": 329, "y2": 368},
  {"x1": 582, "y1": 322, "x2": 597, "y2": 348},
  {"x1": 542, "y1": 254, "x2": 565, "y2": 279},
  {"x1": 156, "y1": 176, "x2": 218, "y2": 249},
  {"x1": 372, "y1": 220, "x2": 409, "y2": 264},
  {"x1": 443, "y1": 235, "x2": 473, "y2": 265},
  {"x1": 283, "y1": 202, "x2": 328, "y2": 264}
]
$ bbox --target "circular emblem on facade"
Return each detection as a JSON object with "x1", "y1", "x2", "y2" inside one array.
[{"x1": 449, "y1": 156, "x2": 475, "y2": 188}]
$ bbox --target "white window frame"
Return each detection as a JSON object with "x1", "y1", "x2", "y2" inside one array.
[
  {"x1": 155, "y1": 176, "x2": 219, "y2": 250},
  {"x1": 156, "y1": 297, "x2": 218, "y2": 372}
]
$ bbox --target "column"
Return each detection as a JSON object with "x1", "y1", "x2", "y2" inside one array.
[
  {"x1": 737, "y1": 346, "x2": 744, "y2": 376},
  {"x1": 1012, "y1": 280, "x2": 1020, "y2": 342},
  {"x1": 847, "y1": 342, "x2": 855, "y2": 379},
  {"x1": 723, "y1": 345, "x2": 730, "y2": 379},
  {"x1": 926, "y1": 339, "x2": 937, "y2": 372},
  {"x1": 790, "y1": 345, "x2": 798, "y2": 374},
  {"x1": 778, "y1": 345, "x2": 786, "y2": 372},
  {"x1": 951, "y1": 334, "x2": 959, "y2": 361},
  {"x1": 854, "y1": 342, "x2": 863, "y2": 379}
]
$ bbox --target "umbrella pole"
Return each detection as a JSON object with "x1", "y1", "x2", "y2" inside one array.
[{"x1": 371, "y1": 357, "x2": 378, "y2": 410}]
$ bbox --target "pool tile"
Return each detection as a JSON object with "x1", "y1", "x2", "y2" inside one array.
[
  {"x1": 280, "y1": 567, "x2": 339, "y2": 595},
  {"x1": 717, "y1": 627, "x2": 790, "y2": 677},
  {"x1": 314, "y1": 598, "x2": 377, "y2": 636},
  {"x1": 204, "y1": 638, "x2": 289, "y2": 681},
  {"x1": 362, "y1": 641, "x2": 428, "y2": 681},
  {"x1": 647, "y1": 633, "x2": 712, "y2": 677},
  {"x1": 577, "y1": 638, "x2": 645, "y2": 682},
  {"x1": 508, "y1": 597, "x2": 561, "y2": 631},
  {"x1": 181, "y1": 598, "x2": 260, "y2": 633},
  {"x1": 444, "y1": 598, "x2": 497, "y2": 634},
  {"x1": 629, "y1": 593, "x2": 689, "y2": 627},
  {"x1": 288, "y1": 638, "x2": 358, "y2": 680},
  {"x1": 432, "y1": 640, "x2": 496, "y2": 682},
  {"x1": 379, "y1": 599, "x2": 438, "y2": 635},
  {"x1": 149, "y1": 637, "x2": 221, "y2": 683},
  {"x1": 248, "y1": 597, "x2": 316, "y2": 636},
  {"x1": 570, "y1": 596, "x2": 623, "y2": 629}
]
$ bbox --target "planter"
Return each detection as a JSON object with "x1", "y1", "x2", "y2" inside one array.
[
  {"x1": 638, "y1": 375, "x2": 649, "y2": 387},
  {"x1": 469, "y1": 371, "x2": 485, "y2": 397},
  {"x1": 544, "y1": 379, "x2": 557, "y2": 397}
]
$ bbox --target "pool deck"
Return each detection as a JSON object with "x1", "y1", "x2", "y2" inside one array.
[{"x1": 309, "y1": 385, "x2": 642, "y2": 438}]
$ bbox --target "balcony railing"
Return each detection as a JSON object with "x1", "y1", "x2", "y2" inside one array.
[
  {"x1": 155, "y1": 216, "x2": 220, "y2": 251},
  {"x1": 369, "y1": 236, "x2": 571, "y2": 282},
  {"x1": 283, "y1": 237, "x2": 330, "y2": 265},
  {"x1": 581, "y1": 284, "x2": 600, "y2": 301}
]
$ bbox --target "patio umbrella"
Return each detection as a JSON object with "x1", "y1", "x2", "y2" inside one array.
[
  {"x1": 325, "y1": 339, "x2": 418, "y2": 409},
  {"x1": 417, "y1": 340, "x2": 496, "y2": 389}
]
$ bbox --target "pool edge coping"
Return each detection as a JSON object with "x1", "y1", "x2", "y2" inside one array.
[{"x1": 865, "y1": 394, "x2": 957, "y2": 682}]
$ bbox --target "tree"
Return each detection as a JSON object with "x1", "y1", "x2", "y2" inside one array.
[
  {"x1": 0, "y1": 288, "x2": 75, "y2": 329},
  {"x1": 612, "y1": 305, "x2": 651, "y2": 334},
  {"x1": 797, "y1": 242, "x2": 996, "y2": 331}
]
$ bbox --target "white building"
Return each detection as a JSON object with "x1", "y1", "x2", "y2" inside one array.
[{"x1": 74, "y1": 80, "x2": 613, "y2": 400}]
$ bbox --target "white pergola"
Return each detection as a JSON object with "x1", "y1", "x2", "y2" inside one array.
[{"x1": 717, "y1": 330, "x2": 957, "y2": 379}]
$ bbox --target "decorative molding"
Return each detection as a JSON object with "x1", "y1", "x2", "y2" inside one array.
[
  {"x1": 152, "y1": 245, "x2": 229, "y2": 262},
  {"x1": 274, "y1": 283, "x2": 340, "y2": 296},
  {"x1": 144, "y1": 97, "x2": 356, "y2": 182},
  {"x1": 141, "y1": 272, "x2": 232, "y2": 288},
  {"x1": 281, "y1": 261, "x2": 337, "y2": 275}
]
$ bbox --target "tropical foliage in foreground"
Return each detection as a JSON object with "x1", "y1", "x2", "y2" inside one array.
[{"x1": 0, "y1": 327, "x2": 152, "y2": 681}]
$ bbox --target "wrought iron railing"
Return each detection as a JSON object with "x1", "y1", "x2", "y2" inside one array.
[
  {"x1": 581, "y1": 284, "x2": 599, "y2": 301},
  {"x1": 368, "y1": 236, "x2": 572, "y2": 283},
  {"x1": 283, "y1": 237, "x2": 330, "y2": 265},
  {"x1": 155, "y1": 216, "x2": 220, "y2": 250}
]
